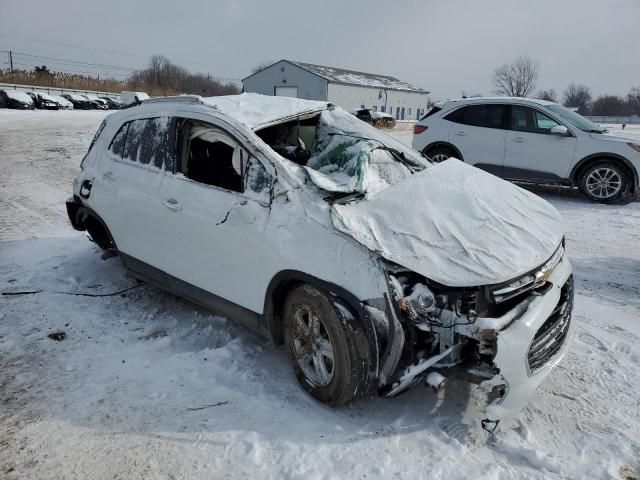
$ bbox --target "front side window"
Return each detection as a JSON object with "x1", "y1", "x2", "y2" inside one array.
[
  {"x1": 445, "y1": 104, "x2": 506, "y2": 129},
  {"x1": 178, "y1": 121, "x2": 247, "y2": 192},
  {"x1": 511, "y1": 106, "x2": 560, "y2": 134}
]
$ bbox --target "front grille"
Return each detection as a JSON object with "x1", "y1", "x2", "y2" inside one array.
[{"x1": 527, "y1": 276, "x2": 574, "y2": 374}]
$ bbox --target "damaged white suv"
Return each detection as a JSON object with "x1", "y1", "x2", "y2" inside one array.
[{"x1": 67, "y1": 93, "x2": 574, "y2": 425}]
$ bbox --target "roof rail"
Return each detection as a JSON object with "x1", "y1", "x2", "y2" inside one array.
[{"x1": 142, "y1": 95, "x2": 204, "y2": 105}]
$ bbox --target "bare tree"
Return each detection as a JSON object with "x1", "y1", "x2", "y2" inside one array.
[
  {"x1": 130, "y1": 55, "x2": 240, "y2": 96},
  {"x1": 562, "y1": 83, "x2": 592, "y2": 114},
  {"x1": 591, "y1": 95, "x2": 626, "y2": 116},
  {"x1": 625, "y1": 86, "x2": 640, "y2": 115},
  {"x1": 536, "y1": 89, "x2": 557, "y2": 102},
  {"x1": 492, "y1": 56, "x2": 539, "y2": 97},
  {"x1": 251, "y1": 60, "x2": 275, "y2": 74}
]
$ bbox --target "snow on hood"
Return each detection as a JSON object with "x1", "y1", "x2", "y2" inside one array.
[
  {"x1": 4, "y1": 90, "x2": 33, "y2": 104},
  {"x1": 331, "y1": 160, "x2": 564, "y2": 287},
  {"x1": 590, "y1": 132, "x2": 640, "y2": 144},
  {"x1": 203, "y1": 93, "x2": 330, "y2": 130}
]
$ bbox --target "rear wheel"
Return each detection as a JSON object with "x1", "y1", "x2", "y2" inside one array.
[
  {"x1": 283, "y1": 285, "x2": 370, "y2": 406},
  {"x1": 579, "y1": 161, "x2": 629, "y2": 203},
  {"x1": 424, "y1": 145, "x2": 457, "y2": 163}
]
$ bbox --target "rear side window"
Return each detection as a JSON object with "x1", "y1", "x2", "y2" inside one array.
[
  {"x1": 109, "y1": 117, "x2": 176, "y2": 171},
  {"x1": 445, "y1": 105, "x2": 506, "y2": 129}
]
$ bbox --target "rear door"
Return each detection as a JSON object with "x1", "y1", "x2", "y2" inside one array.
[
  {"x1": 444, "y1": 104, "x2": 508, "y2": 177},
  {"x1": 503, "y1": 105, "x2": 577, "y2": 182},
  {"x1": 160, "y1": 114, "x2": 276, "y2": 318},
  {"x1": 92, "y1": 116, "x2": 175, "y2": 266}
]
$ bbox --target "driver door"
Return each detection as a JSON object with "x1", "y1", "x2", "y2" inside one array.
[
  {"x1": 503, "y1": 105, "x2": 577, "y2": 182},
  {"x1": 159, "y1": 114, "x2": 276, "y2": 321}
]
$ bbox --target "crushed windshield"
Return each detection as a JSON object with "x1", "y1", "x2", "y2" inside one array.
[
  {"x1": 546, "y1": 104, "x2": 604, "y2": 132},
  {"x1": 256, "y1": 107, "x2": 429, "y2": 196}
]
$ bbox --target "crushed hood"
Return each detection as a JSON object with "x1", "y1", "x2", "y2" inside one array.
[{"x1": 331, "y1": 160, "x2": 565, "y2": 287}]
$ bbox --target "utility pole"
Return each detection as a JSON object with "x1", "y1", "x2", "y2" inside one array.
[{"x1": 9, "y1": 50, "x2": 13, "y2": 71}]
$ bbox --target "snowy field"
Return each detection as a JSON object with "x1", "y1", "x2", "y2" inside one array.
[{"x1": 1, "y1": 110, "x2": 639, "y2": 479}]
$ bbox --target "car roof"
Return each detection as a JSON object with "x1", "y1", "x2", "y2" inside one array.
[
  {"x1": 117, "y1": 93, "x2": 333, "y2": 130},
  {"x1": 436, "y1": 96, "x2": 557, "y2": 108}
]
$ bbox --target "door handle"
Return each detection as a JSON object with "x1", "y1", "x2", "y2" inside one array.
[
  {"x1": 513, "y1": 137, "x2": 525, "y2": 143},
  {"x1": 455, "y1": 131, "x2": 467, "y2": 136},
  {"x1": 102, "y1": 171, "x2": 115, "y2": 181},
  {"x1": 161, "y1": 198, "x2": 182, "y2": 212}
]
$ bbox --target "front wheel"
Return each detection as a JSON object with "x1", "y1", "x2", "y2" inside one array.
[
  {"x1": 283, "y1": 285, "x2": 370, "y2": 406},
  {"x1": 579, "y1": 161, "x2": 629, "y2": 203}
]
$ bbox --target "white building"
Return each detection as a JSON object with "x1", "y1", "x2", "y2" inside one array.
[{"x1": 242, "y1": 60, "x2": 430, "y2": 121}]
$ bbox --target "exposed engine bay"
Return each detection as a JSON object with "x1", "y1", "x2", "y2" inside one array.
[{"x1": 374, "y1": 242, "x2": 573, "y2": 428}]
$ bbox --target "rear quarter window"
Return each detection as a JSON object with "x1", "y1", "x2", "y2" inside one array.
[{"x1": 108, "y1": 117, "x2": 176, "y2": 171}]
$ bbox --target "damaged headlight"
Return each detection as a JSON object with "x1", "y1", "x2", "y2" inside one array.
[
  {"x1": 399, "y1": 283, "x2": 437, "y2": 319},
  {"x1": 492, "y1": 244, "x2": 564, "y2": 303},
  {"x1": 388, "y1": 272, "x2": 478, "y2": 324}
]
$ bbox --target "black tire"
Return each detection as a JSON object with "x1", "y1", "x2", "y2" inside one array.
[
  {"x1": 283, "y1": 285, "x2": 370, "y2": 406},
  {"x1": 85, "y1": 215, "x2": 115, "y2": 250},
  {"x1": 424, "y1": 145, "x2": 457, "y2": 163},
  {"x1": 579, "y1": 160, "x2": 629, "y2": 204}
]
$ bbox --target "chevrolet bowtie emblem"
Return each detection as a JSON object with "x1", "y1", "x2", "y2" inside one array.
[{"x1": 535, "y1": 266, "x2": 552, "y2": 284}]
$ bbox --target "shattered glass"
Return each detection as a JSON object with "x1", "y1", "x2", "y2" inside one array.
[{"x1": 302, "y1": 109, "x2": 428, "y2": 195}]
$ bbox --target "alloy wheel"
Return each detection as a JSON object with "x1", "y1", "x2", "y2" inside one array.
[
  {"x1": 430, "y1": 153, "x2": 450, "y2": 163},
  {"x1": 291, "y1": 304, "x2": 335, "y2": 387},
  {"x1": 585, "y1": 167, "x2": 622, "y2": 199}
]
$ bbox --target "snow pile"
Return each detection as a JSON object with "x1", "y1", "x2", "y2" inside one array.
[{"x1": 372, "y1": 111, "x2": 393, "y2": 119}]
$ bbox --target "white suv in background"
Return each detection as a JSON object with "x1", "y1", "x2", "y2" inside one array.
[{"x1": 412, "y1": 97, "x2": 640, "y2": 203}]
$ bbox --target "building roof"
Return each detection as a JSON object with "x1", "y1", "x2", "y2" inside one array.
[{"x1": 244, "y1": 60, "x2": 429, "y2": 94}]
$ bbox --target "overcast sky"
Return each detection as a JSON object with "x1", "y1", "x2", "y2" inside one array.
[{"x1": 1, "y1": 0, "x2": 638, "y2": 100}]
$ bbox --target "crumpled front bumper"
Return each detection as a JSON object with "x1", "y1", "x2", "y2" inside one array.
[{"x1": 482, "y1": 254, "x2": 574, "y2": 421}]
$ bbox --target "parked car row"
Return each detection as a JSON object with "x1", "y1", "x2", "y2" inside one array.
[
  {"x1": 0, "y1": 89, "x2": 127, "y2": 111},
  {"x1": 67, "y1": 93, "x2": 576, "y2": 428}
]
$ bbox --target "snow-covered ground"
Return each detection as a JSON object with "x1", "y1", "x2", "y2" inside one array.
[{"x1": 1, "y1": 111, "x2": 639, "y2": 479}]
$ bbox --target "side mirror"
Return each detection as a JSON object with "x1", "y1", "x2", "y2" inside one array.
[{"x1": 550, "y1": 125, "x2": 569, "y2": 136}]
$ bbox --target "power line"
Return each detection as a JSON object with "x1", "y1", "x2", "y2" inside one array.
[
  {"x1": 0, "y1": 33, "x2": 248, "y2": 76},
  {"x1": 1, "y1": 49, "x2": 242, "y2": 84},
  {"x1": 9, "y1": 51, "x2": 141, "y2": 72},
  {"x1": 2, "y1": 49, "x2": 242, "y2": 84}
]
